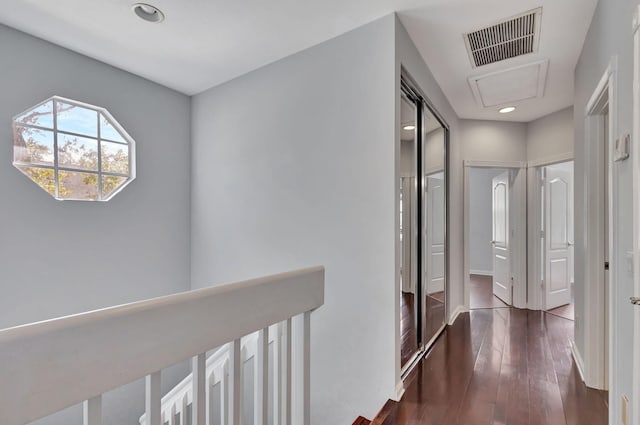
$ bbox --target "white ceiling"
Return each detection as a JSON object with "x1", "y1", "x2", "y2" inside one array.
[
  {"x1": 397, "y1": 0, "x2": 598, "y2": 122},
  {"x1": 0, "y1": 0, "x2": 597, "y2": 122}
]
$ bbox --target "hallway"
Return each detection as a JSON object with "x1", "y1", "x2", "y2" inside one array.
[{"x1": 392, "y1": 309, "x2": 607, "y2": 424}]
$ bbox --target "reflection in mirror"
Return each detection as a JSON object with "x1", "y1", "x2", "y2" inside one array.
[
  {"x1": 422, "y1": 105, "x2": 446, "y2": 345},
  {"x1": 399, "y1": 81, "x2": 448, "y2": 375},
  {"x1": 400, "y1": 94, "x2": 419, "y2": 371}
]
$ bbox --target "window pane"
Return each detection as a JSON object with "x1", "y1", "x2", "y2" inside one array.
[
  {"x1": 15, "y1": 100, "x2": 54, "y2": 129},
  {"x1": 16, "y1": 166, "x2": 55, "y2": 196},
  {"x1": 100, "y1": 114, "x2": 126, "y2": 143},
  {"x1": 58, "y1": 134, "x2": 98, "y2": 171},
  {"x1": 102, "y1": 175, "x2": 127, "y2": 199},
  {"x1": 57, "y1": 170, "x2": 98, "y2": 201},
  {"x1": 101, "y1": 141, "x2": 129, "y2": 174},
  {"x1": 13, "y1": 126, "x2": 54, "y2": 166},
  {"x1": 56, "y1": 102, "x2": 98, "y2": 137}
]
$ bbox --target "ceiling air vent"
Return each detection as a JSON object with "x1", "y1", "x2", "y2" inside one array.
[{"x1": 464, "y1": 8, "x2": 542, "y2": 68}]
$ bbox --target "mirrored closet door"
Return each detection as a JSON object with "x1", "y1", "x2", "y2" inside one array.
[{"x1": 399, "y1": 79, "x2": 448, "y2": 375}]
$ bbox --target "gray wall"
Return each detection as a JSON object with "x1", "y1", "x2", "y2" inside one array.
[
  {"x1": 469, "y1": 168, "x2": 506, "y2": 274},
  {"x1": 0, "y1": 24, "x2": 192, "y2": 425},
  {"x1": 574, "y1": 0, "x2": 636, "y2": 423},
  {"x1": 191, "y1": 15, "x2": 396, "y2": 425},
  {"x1": 460, "y1": 119, "x2": 527, "y2": 163},
  {"x1": 527, "y1": 106, "x2": 574, "y2": 162}
]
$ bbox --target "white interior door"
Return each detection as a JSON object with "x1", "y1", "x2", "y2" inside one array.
[
  {"x1": 492, "y1": 171, "x2": 511, "y2": 304},
  {"x1": 426, "y1": 173, "x2": 445, "y2": 295},
  {"x1": 544, "y1": 166, "x2": 573, "y2": 309}
]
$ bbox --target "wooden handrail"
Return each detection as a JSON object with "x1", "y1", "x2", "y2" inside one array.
[{"x1": 0, "y1": 266, "x2": 324, "y2": 425}]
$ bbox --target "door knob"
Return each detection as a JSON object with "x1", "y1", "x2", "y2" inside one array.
[
  {"x1": 631, "y1": 297, "x2": 640, "y2": 305},
  {"x1": 567, "y1": 240, "x2": 574, "y2": 247}
]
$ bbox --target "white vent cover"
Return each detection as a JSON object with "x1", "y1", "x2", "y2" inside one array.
[{"x1": 464, "y1": 8, "x2": 542, "y2": 68}]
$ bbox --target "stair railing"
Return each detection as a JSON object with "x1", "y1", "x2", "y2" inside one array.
[
  {"x1": 0, "y1": 266, "x2": 324, "y2": 425},
  {"x1": 138, "y1": 325, "x2": 280, "y2": 425}
]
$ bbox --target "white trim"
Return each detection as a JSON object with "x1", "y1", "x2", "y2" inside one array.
[
  {"x1": 583, "y1": 57, "x2": 617, "y2": 396},
  {"x1": 395, "y1": 380, "x2": 405, "y2": 400},
  {"x1": 632, "y1": 8, "x2": 640, "y2": 425},
  {"x1": 469, "y1": 269, "x2": 493, "y2": 276},
  {"x1": 570, "y1": 339, "x2": 586, "y2": 383},
  {"x1": 448, "y1": 305, "x2": 466, "y2": 325},
  {"x1": 527, "y1": 166, "x2": 543, "y2": 310},
  {"x1": 527, "y1": 152, "x2": 574, "y2": 168},
  {"x1": 463, "y1": 161, "x2": 528, "y2": 311},
  {"x1": 463, "y1": 159, "x2": 526, "y2": 168}
]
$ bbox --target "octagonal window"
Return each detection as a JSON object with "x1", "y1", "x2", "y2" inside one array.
[{"x1": 12, "y1": 96, "x2": 136, "y2": 201}]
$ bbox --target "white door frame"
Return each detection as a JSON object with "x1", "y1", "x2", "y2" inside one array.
[
  {"x1": 581, "y1": 57, "x2": 618, "y2": 393},
  {"x1": 463, "y1": 160, "x2": 527, "y2": 310},
  {"x1": 526, "y1": 154, "x2": 574, "y2": 311},
  {"x1": 632, "y1": 6, "x2": 640, "y2": 425}
]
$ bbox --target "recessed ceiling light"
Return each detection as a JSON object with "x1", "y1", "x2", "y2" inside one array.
[
  {"x1": 132, "y1": 3, "x2": 165, "y2": 23},
  {"x1": 403, "y1": 125, "x2": 416, "y2": 130},
  {"x1": 499, "y1": 106, "x2": 516, "y2": 114}
]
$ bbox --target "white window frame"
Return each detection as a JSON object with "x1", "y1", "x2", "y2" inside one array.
[{"x1": 12, "y1": 96, "x2": 136, "y2": 201}]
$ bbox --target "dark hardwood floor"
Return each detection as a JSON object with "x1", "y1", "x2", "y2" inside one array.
[
  {"x1": 391, "y1": 309, "x2": 608, "y2": 425},
  {"x1": 470, "y1": 274, "x2": 509, "y2": 309},
  {"x1": 401, "y1": 291, "x2": 446, "y2": 369},
  {"x1": 546, "y1": 301, "x2": 574, "y2": 321}
]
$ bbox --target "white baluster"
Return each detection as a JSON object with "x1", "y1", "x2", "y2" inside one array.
[
  {"x1": 146, "y1": 372, "x2": 162, "y2": 425},
  {"x1": 228, "y1": 339, "x2": 241, "y2": 425},
  {"x1": 207, "y1": 371, "x2": 215, "y2": 425},
  {"x1": 169, "y1": 404, "x2": 177, "y2": 425},
  {"x1": 182, "y1": 394, "x2": 189, "y2": 425},
  {"x1": 255, "y1": 328, "x2": 269, "y2": 425},
  {"x1": 281, "y1": 319, "x2": 292, "y2": 425},
  {"x1": 83, "y1": 395, "x2": 102, "y2": 425},
  {"x1": 222, "y1": 360, "x2": 229, "y2": 425},
  {"x1": 301, "y1": 311, "x2": 311, "y2": 425},
  {"x1": 274, "y1": 325, "x2": 281, "y2": 425},
  {"x1": 192, "y1": 353, "x2": 206, "y2": 425}
]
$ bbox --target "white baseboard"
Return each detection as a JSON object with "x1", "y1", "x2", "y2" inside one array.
[
  {"x1": 469, "y1": 269, "x2": 493, "y2": 276},
  {"x1": 570, "y1": 339, "x2": 586, "y2": 383},
  {"x1": 395, "y1": 380, "x2": 405, "y2": 400},
  {"x1": 448, "y1": 305, "x2": 466, "y2": 325}
]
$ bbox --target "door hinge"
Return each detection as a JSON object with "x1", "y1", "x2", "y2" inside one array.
[{"x1": 605, "y1": 261, "x2": 610, "y2": 271}]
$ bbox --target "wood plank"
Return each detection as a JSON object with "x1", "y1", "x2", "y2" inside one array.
[{"x1": 360, "y1": 309, "x2": 608, "y2": 425}]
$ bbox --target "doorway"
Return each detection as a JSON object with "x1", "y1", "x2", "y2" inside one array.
[
  {"x1": 467, "y1": 167, "x2": 511, "y2": 309},
  {"x1": 582, "y1": 60, "x2": 616, "y2": 393},
  {"x1": 399, "y1": 79, "x2": 448, "y2": 376},
  {"x1": 463, "y1": 163, "x2": 527, "y2": 311}
]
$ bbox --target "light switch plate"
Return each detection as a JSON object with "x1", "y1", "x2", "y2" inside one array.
[{"x1": 614, "y1": 134, "x2": 630, "y2": 162}]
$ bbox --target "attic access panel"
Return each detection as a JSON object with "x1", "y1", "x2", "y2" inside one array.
[{"x1": 468, "y1": 59, "x2": 549, "y2": 108}]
